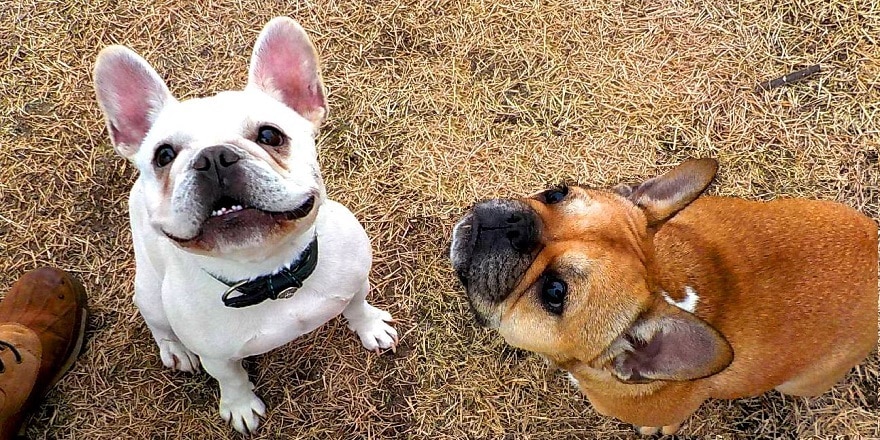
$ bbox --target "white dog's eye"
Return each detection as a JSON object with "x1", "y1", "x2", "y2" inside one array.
[
  {"x1": 154, "y1": 144, "x2": 176, "y2": 168},
  {"x1": 256, "y1": 126, "x2": 284, "y2": 147}
]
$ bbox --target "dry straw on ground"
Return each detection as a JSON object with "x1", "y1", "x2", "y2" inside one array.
[{"x1": 1, "y1": 0, "x2": 878, "y2": 439}]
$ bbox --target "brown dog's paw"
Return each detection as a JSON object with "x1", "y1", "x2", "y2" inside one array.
[
  {"x1": 635, "y1": 422, "x2": 681, "y2": 436},
  {"x1": 636, "y1": 425, "x2": 660, "y2": 436},
  {"x1": 661, "y1": 423, "x2": 682, "y2": 435}
]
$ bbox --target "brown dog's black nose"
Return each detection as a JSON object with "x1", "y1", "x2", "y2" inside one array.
[
  {"x1": 472, "y1": 199, "x2": 540, "y2": 254},
  {"x1": 452, "y1": 198, "x2": 542, "y2": 309}
]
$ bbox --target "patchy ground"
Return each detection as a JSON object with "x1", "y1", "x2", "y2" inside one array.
[{"x1": 1, "y1": 0, "x2": 877, "y2": 438}]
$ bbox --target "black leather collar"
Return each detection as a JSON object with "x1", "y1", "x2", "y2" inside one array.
[{"x1": 207, "y1": 236, "x2": 319, "y2": 308}]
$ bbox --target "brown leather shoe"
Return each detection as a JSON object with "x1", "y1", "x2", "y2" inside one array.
[
  {"x1": 0, "y1": 268, "x2": 88, "y2": 438},
  {"x1": 0, "y1": 324, "x2": 41, "y2": 439}
]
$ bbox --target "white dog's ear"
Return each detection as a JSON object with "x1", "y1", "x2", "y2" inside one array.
[
  {"x1": 247, "y1": 17, "x2": 328, "y2": 127},
  {"x1": 93, "y1": 46, "x2": 174, "y2": 159}
]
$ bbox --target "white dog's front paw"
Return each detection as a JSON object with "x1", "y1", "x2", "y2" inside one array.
[
  {"x1": 158, "y1": 339, "x2": 200, "y2": 372},
  {"x1": 220, "y1": 391, "x2": 266, "y2": 434},
  {"x1": 347, "y1": 304, "x2": 398, "y2": 351}
]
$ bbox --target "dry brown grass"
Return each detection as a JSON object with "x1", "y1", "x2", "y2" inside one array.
[{"x1": 1, "y1": 0, "x2": 878, "y2": 438}]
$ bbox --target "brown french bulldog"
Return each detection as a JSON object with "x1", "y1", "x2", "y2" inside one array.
[{"x1": 450, "y1": 158, "x2": 878, "y2": 435}]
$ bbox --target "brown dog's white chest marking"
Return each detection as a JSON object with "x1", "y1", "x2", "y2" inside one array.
[{"x1": 661, "y1": 286, "x2": 699, "y2": 313}]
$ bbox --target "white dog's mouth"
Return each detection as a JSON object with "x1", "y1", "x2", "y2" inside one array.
[
  {"x1": 206, "y1": 195, "x2": 316, "y2": 222},
  {"x1": 164, "y1": 195, "x2": 316, "y2": 249}
]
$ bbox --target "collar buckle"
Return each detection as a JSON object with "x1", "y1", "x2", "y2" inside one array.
[{"x1": 221, "y1": 279, "x2": 250, "y2": 304}]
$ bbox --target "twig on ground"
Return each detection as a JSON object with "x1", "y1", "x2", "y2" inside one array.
[{"x1": 755, "y1": 64, "x2": 821, "y2": 92}]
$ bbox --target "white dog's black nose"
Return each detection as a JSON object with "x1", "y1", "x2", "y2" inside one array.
[
  {"x1": 193, "y1": 145, "x2": 241, "y2": 172},
  {"x1": 193, "y1": 145, "x2": 242, "y2": 187}
]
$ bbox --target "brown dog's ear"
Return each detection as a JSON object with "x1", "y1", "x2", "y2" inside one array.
[
  {"x1": 615, "y1": 158, "x2": 718, "y2": 225},
  {"x1": 611, "y1": 183, "x2": 637, "y2": 198},
  {"x1": 608, "y1": 305, "x2": 733, "y2": 384}
]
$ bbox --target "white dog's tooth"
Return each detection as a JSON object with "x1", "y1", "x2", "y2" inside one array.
[{"x1": 209, "y1": 204, "x2": 247, "y2": 218}]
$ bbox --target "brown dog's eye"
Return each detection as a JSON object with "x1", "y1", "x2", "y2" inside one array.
[
  {"x1": 542, "y1": 185, "x2": 569, "y2": 204},
  {"x1": 153, "y1": 144, "x2": 176, "y2": 168},
  {"x1": 540, "y1": 275, "x2": 567, "y2": 315},
  {"x1": 256, "y1": 126, "x2": 284, "y2": 147}
]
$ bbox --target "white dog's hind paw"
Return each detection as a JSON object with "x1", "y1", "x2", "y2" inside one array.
[
  {"x1": 347, "y1": 305, "x2": 398, "y2": 351},
  {"x1": 158, "y1": 339, "x2": 200, "y2": 372},
  {"x1": 220, "y1": 391, "x2": 266, "y2": 434}
]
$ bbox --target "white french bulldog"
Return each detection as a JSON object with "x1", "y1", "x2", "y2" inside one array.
[{"x1": 93, "y1": 17, "x2": 398, "y2": 434}]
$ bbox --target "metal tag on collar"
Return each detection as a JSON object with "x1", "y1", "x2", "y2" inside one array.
[
  {"x1": 276, "y1": 286, "x2": 298, "y2": 299},
  {"x1": 221, "y1": 279, "x2": 250, "y2": 304}
]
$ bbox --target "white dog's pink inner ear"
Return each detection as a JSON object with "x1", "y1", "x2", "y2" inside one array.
[
  {"x1": 109, "y1": 73, "x2": 159, "y2": 146},
  {"x1": 94, "y1": 47, "x2": 173, "y2": 157},
  {"x1": 248, "y1": 18, "x2": 327, "y2": 126}
]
